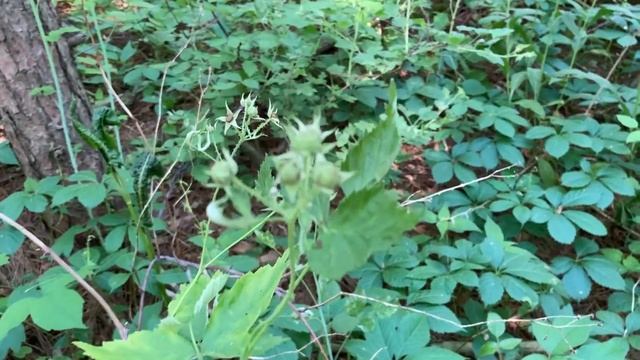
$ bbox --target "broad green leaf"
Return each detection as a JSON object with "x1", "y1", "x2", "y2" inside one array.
[
  {"x1": 545, "y1": 135, "x2": 570, "y2": 158},
  {"x1": 0, "y1": 298, "x2": 33, "y2": 339},
  {"x1": 561, "y1": 172, "x2": 591, "y2": 188},
  {"x1": 202, "y1": 254, "x2": 288, "y2": 358},
  {"x1": 307, "y1": 186, "x2": 417, "y2": 279},
  {"x1": 526, "y1": 126, "x2": 555, "y2": 139},
  {"x1": 432, "y1": 161, "x2": 454, "y2": 184},
  {"x1": 104, "y1": 225, "x2": 127, "y2": 253},
  {"x1": 531, "y1": 317, "x2": 593, "y2": 355},
  {"x1": 345, "y1": 312, "x2": 430, "y2": 360},
  {"x1": 75, "y1": 328, "x2": 194, "y2": 360},
  {"x1": 30, "y1": 287, "x2": 85, "y2": 331},
  {"x1": 563, "y1": 265, "x2": 591, "y2": 300},
  {"x1": 582, "y1": 256, "x2": 625, "y2": 290},
  {"x1": 563, "y1": 210, "x2": 607, "y2": 236},
  {"x1": 502, "y1": 254, "x2": 557, "y2": 284},
  {"x1": 572, "y1": 337, "x2": 629, "y2": 360},
  {"x1": 341, "y1": 84, "x2": 401, "y2": 194},
  {"x1": 405, "y1": 346, "x2": 465, "y2": 360},
  {"x1": 617, "y1": 115, "x2": 638, "y2": 129},
  {"x1": 513, "y1": 205, "x2": 531, "y2": 225},
  {"x1": 421, "y1": 305, "x2": 463, "y2": 333},
  {"x1": 0, "y1": 141, "x2": 18, "y2": 165},
  {"x1": 0, "y1": 226, "x2": 25, "y2": 255},
  {"x1": 502, "y1": 274, "x2": 539, "y2": 306},
  {"x1": 627, "y1": 130, "x2": 640, "y2": 143},
  {"x1": 487, "y1": 312, "x2": 505, "y2": 337},
  {"x1": 479, "y1": 272, "x2": 503, "y2": 305},
  {"x1": 516, "y1": 99, "x2": 545, "y2": 117},
  {"x1": 617, "y1": 34, "x2": 638, "y2": 47},
  {"x1": 548, "y1": 214, "x2": 576, "y2": 244}
]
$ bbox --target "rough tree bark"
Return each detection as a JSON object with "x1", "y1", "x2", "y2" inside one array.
[{"x1": 0, "y1": 0, "x2": 102, "y2": 178}]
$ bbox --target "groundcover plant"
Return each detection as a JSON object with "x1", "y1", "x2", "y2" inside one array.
[{"x1": 1, "y1": 0, "x2": 640, "y2": 359}]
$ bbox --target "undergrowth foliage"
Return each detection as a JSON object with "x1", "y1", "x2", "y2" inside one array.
[{"x1": 1, "y1": 0, "x2": 640, "y2": 359}]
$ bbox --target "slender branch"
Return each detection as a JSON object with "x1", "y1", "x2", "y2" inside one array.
[
  {"x1": 298, "y1": 291, "x2": 598, "y2": 331},
  {"x1": 401, "y1": 164, "x2": 519, "y2": 207},
  {"x1": 98, "y1": 65, "x2": 149, "y2": 149},
  {"x1": 0, "y1": 212, "x2": 127, "y2": 340},
  {"x1": 584, "y1": 47, "x2": 629, "y2": 115}
]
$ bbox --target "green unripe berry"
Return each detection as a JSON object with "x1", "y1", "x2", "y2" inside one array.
[
  {"x1": 314, "y1": 161, "x2": 341, "y2": 189},
  {"x1": 278, "y1": 160, "x2": 301, "y2": 186},
  {"x1": 291, "y1": 124, "x2": 323, "y2": 154},
  {"x1": 209, "y1": 160, "x2": 237, "y2": 186}
]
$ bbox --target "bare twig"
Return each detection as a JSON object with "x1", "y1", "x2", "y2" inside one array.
[
  {"x1": 152, "y1": 38, "x2": 192, "y2": 154},
  {"x1": 0, "y1": 212, "x2": 128, "y2": 340},
  {"x1": 401, "y1": 164, "x2": 519, "y2": 207},
  {"x1": 97, "y1": 65, "x2": 149, "y2": 149},
  {"x1": 298, "y1": 291, "x2": 598, "y2": 331},
  {"x1": 288, "y1": 303, "x2": 330, "y2": 360},
  {"x1": 584, "y1": 46, "x2": 629, "y2": 115}
]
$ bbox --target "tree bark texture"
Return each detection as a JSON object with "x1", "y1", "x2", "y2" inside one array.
[{"x1": 0, "y1": 0, "x2": 101, "y2": 178}]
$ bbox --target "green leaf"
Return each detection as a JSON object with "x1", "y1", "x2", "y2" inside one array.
[
  {"x1": 30, "y1": 287, "x2": 85, "y2": 331},
  {"x1": 582, "y1": 256, "x2": 625, "y2": 290},
  {"x1": 572, "y1": 337, "x2": 629, "y2": 360},
  {"x1": 502, "y1": 253, "x2": 556, "y2": 284},
  {"x1": 307, "y1": 186, "x2": 417, "y2": 279},
  {"x1": 548, "y1": 214, "x2": 576, "y2": 244},
  {"x1": 202, "y1": 254, "x2": 288, "y2": 358},
  {"x1": 76, "y1": 183, "x2": 107, "y2": 209},
  {"x1": 526, "y1": 126, "x2": 555, "y2": 139},
  {"x1": 616, "y1": 115, "x2": 638, "y2": 129},
  {"x1": 345, "y1": 312, "x2": 430, "y2": 360},
  {"x1": 545, "y1": 135, "x2": 570, "y2": 158},
  {"x1": 0, "y1": 226, "x2": 25, "y2": 255},
  {"x1": 487, "y1": 312, "x2": 505, "y2": 337},
  {"x1": 617, "y1": 34, "x2": 638, "y2": 47},
  {"x1": 502, "y1": 274, "x2": 539, "y2": 306},
  {"x1": 341, "y1": 86, "x2": 401, "y2": 194},
  {"x1": 75, "y1": 328, "x2": 194, "y2": 360},
  {"x1": 494, "y1": 119, "x2": 515, "y2": 137},
  {"x1": 104, "y1": 225, "x2": 127, "y2": 253},
  {"x1": 0, "y1": 298, "x2": 32, "y2": 340},
  {"x1": 0, "y1": 142, "x2": 18, "y2": 165},
  {"x1": 432, "y1": 161, "x2": 454, "y2": 183},
  {"x1": 563, "y1": 210, "x2": 607, "y2": 236},
  {"x1": 479, "y1": 272, "x2": 503, "y2": 305},
  {"x1": 513, "y1": 205, "x2": 531, "y2": 225},
  {"x1": 516, "y1": 99, "x2": 545, "y2": 117},
  {"x1": 532, "y1": 317, "x2": 593, "y2": 355},
  {"x1": 561, "y1": 172, "x2": 592, "y2": 188},
  {"x1": 405, "y1": 346, "x2": 465, "y2": 360},
  {"x1": 563, "y1": 265, "x2": 591, "y2": 300},
  {"x1": 627, "y1": 130, "x2": 640, "y2": 143}
]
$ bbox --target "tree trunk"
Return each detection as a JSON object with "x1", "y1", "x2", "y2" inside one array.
[{"x1": 0, "y1": 0, "x2": 102, "y2": 178}]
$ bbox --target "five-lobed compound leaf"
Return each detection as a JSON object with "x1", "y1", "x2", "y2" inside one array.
[
  {"x1": 345, "y1": 312, "x2": 430, "y2": 360},
  {"x1": 307, "y1": 185, "x2": 418, "y2": 279},
  {"x1": 201, "y1": 253, "x2": 288, "y2": 358}
]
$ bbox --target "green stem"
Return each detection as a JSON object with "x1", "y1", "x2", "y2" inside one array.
[
  {"x1": 243, "y1": 264, "x2": 310, "y2": 360},
  {"x1": 28, "y1": 0, "x2": 78, "y2": 173},
  {"x1": 87, "y1": 1, "x2": 124, "y2": 160}
]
